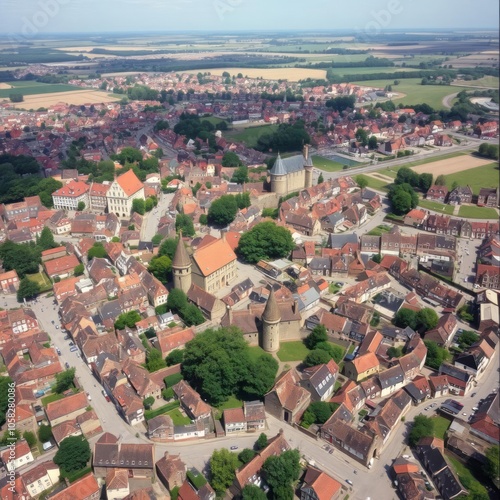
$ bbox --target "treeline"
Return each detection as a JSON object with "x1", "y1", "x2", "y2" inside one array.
[
  {"x1": 260, "y1": 91, "x2": 304, "y2": 103},
  {"x1": 326, "y1": 69, "x2": 452, "y2": 83},
  {"x1": 299, "y1": 56, "x2": 395, "y2": 69},
  {"x1": 0, "y1": 48, "x2": 84, "y2": 65},
  {"x1": 256, "y1": 121, "x2": 310, "y2": 153},
  {"x1": 0, "y1": 154, "x2": 62, "y2": 206}
]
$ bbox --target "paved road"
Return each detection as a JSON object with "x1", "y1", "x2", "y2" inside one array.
[
  {"x1": 140, "y1": 191, "x2": 175, "y2": 242},
  {"x1": 442, "y1": 92, "x2": 460, "y2": 109}
]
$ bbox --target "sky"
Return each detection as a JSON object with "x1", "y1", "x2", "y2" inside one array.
[{"x1": 0, "y1": 0, "x2": 498, "y2": 35}]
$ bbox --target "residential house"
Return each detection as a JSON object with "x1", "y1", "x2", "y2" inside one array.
[
  {"x1": 477, "y1": 187, "x2": 498, "y2": 208},
  {"x1": 106, "y1": 469, "x2": 130, "y2": 500},
  {"x1": 300, "y1": 359, "x2": 339, "y2": 402},
  {"x1": 425, "y1": 314, "x2": 457, "y2": 348},
  {"x1": 428, "y1": 375, "x2": 449, "y2": 398},
  {"x1": 439, "y1": 363, "x2": 474, "y2": 397},
  {"x1": 243, "y1": 401, "x2": 266, "y2": 432},
  {"x1": 300, "y1": 465, "x2": 342, "y2": 500},
  {"x1": 44, "y1": 254, "x2": 80, "y2": 280},
  {"x1": 447, "y1": 186, "x2": 473, "y2": 205},
  {"x1": 0, "y1": 439, "x2": 34, "y2": 472},
  {"x1": 344, "y1": 352, "x2": 380, "y2": 382},
  {"x1": 426, "y1": 186, "x2": 448, "y2": 203},
  {"x1": 223, "y1": 407, "x2": 247, "y2": 434},
  {"x1": 106, "y1": 169, "x2": 145, "y2": 218},
  {"x1": 0, "y1": 270, "x2": 20, "y2": 294},
  {"x1": 47, "y1": 473, "x2": 100, "y2": 500},
  {"x1": 156, "y1": 452, "x2": 187, "y2": 492},
  {"x1": 45, "y1": 391, "x2": 90, "y2": 427},
  {"x1": 172, "y1": 380, "x2": 212, "y2": 420},
  {"x1": 20, "y1": 460, "x2": 60, "y2": 498},
  {"x1": 52, "y1": 180, "x2": 90, "y2": 211},
  {"x1": 404, "y1": 209, "x2": 427, "y2": 228}
]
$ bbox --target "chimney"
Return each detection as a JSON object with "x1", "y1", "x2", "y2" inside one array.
[{"x1": 303, "y1": 144, "x2": 309, "y2": 160}]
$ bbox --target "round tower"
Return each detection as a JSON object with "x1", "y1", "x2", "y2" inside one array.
[
  {"x1": 269, "y1": 154, "x2": 288, "y2": 196},
  {"x1": 172, "y1": 232, "x2": 192, "y2": 294},
  {"x1": 261, "y1": 289, "x2": 281, "y2": 353}
]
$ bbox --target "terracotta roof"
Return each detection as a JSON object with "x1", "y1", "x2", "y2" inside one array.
[
  {"x1": 303, "y1": 466, "x2": 342, "y2": 500},
  {"x1": 52, "y1": 180, "x2": 90, "y2": 198},
  {"x1": 106, "y1": 469, "x2": 129, "y2": 491},
  {"x1": 44, "y1": 254, "x2": 80, "y2": 277},
  {"x1": 192, "y1": 237, "x2": 236, "y2": 277},
  {"x1": 223, "y1": 407, "x2": 245, "y2": 424},
  {"x1": 45, "y1": 391, "x2": 89, "y2": 423},
  {"x1": 49, "y1": 473, "x2": 99, "y2": 500},
  {"x1": 116, "y1": 169, "x2": 144, "y2": 197},
  {"x1": 351, "y1": 352, "x2": 380, "y2": 374},
  {"x1": 41, "y1": 246, "x2": 66, "y2": 257}
]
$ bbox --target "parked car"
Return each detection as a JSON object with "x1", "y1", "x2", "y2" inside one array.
[
  {"x1": 230, "y1": 446, "x2": 238, "y2": 450},
  {"x1": 68, "y1": 341, "x2": 74, "y2": 346},
  {"x1": 346, "y1": 479, "x2": 353, "y2": 486},
  {"x1": 64, "y1": 362, "x2": 70, "y2": 369},
  {"x1": 86, "y1": 392, "x2": 92, "y2": 401},
  {"x1": 55, "y1": 325, "x2": 59, "y2": 329},
  {"x1": 70, "y1": 346, "x2": 78, "y2": 352}
]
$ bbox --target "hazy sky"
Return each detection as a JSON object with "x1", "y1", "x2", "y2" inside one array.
[{"x1": 1, "y1": 0, "x2": 498, "y2": 35}]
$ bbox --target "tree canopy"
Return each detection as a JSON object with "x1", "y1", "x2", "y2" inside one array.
[
  {"x1": 207, "y1": 195, "x2": 238, "y2": 226},
  {"x1": 485, "y1": 445, "x2": 500, "y2": 485},
  {"x1": 424, "y1": 340, "x2": 450, "y2": 370},
  {"x1": 159, "y1": 237, "x2": 179, "y2": 260},
  {"x1": 114, "y1": 310, "x2": 142, "y2": 330},
  {"x1": 54, "y1": 436, "x2": 91, "y2": 472},
  {"x1": 222, "y1": 152, "x2": 242, "y2": 168},
  {"x1": 256, "y1": 121, "x2": 310, "y2": 153},
  {"x1": 0, "y1": 240, "x2": 41, "y2": 277},
  {"x1": 54, "y1": 368, "x2": 76, "y2": 394},
  {"x1": 38, "y1": 227, "x2": 57, "y2": 251},
  {"x1": 132, "y1": 198, "x2": 146, "y2": 215},
  {"x1": 304, "y1": 325, "x2": 328, "y2": 350},
  {"x1": 304, "y1": 349, "x2": 332, "y2": 367},
  {"x1": 148, "y1": 256, "x2": 172, "y2": 285},
  {"x1": 237, "y1": 222, "x2": 294, "y2": 264},
  {"x1": 242, "y1": 484, "x2": 267, "y2": 500},
  {"x1": 388, "y1": 183, "x2": 418, "y2": 215},
  {"x1": 17, "y1": 278, "x2": 40, "y2": 302},
  {"x1": 394, "y1": 308, "x2": 418, "y2": 330},
  {"x1": 409, "y1": 415, "x2": 434, "y2": 447},
  {"x1": 209, "y1": 448, "x2": 240, "y2": 494},
  {"x1": 262, "y1": 449, "x2": 301, "y2": 500},
  {"x1": 87, "y1": 242, "x2": 107, "y2": 261},
  {"x1": 175, "y1": 214, "x2": 195, "y2": 237},
  {"x1": 416, "y1": 308, "x2": 439, "y2": 332}
]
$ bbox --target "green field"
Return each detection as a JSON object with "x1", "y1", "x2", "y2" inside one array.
[
  {"x1": 358, "y1": 174, "x2": 391, "y2": 192},
  {"x1": 431, "y1": 415, "x2": 451, "y2": 439},
  {"x1": 327, "y1": 66, "x2": 420, "y2": 77},
  {"x1": 167, "y1": 408, "x2": 192, "y2": 426},
  {"x1": 26, "y1": 272, "x2": 52, "y2": 293},
  {"x1": 312, "y1": 155, "x2": 345, "y2": 172},
  {"x1": 247, "y1": 345, "x2": 267, "y2": 363},
  {"x1": 458, "y1": 205, "x2": 498, "y2": 219},
  {"x1": 0, "y1": 82, "x2": 81, "y2": 98},
  {"x1": 418, "y1": 199, "x2": 455, "y2": 215},
  {"x1": 367, "y1": 224, "x2": 392, "y2": 236},
  {"x1": 443, "y1": 162, "x2": 499, "y2": 195},
  {"x1": 277, "y1": 341, "x2": 311, "y2": 362},
  {"x1": 41, "y1": 393, "x2": 65, "y2": 406},
  {"x1": 227, "y1": 124, "x2": 278, "y2": 148},
  {"x1": 216, "y1": 395, "x2": 243, "y2": 411},
  {"x1": 352, "y1": 78, "x2": 478, "y2": 109}
]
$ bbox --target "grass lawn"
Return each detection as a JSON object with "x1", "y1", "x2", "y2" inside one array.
[
  {"x1": 334, "y1": 380, "x2": 343, "y2": 392},
  {"x1": 312, "y1": 155, "x2": 345, "y2": 172},
  {"x1": 418, "y1": 199, "x2": 455, "y2": 215},
  {"x1": 247, "y1": 345, "x2": 267, "y2": 363},
  {"x1": 216, "y1": 395, "x2": 243, "y2": 411},
  {"x1": 458, "y1": 205, "x2": 498, "y2": 219},
  {"x1": 366, "y1": 224, "x2": 392, "y2": 236},
  {"x1": 145, "y1": 401, "x2": 180, "y2": 421},
  {"x1": 447, "y1": 455, "x2": 489, "y2": 498},
  {"x1": 277, "y1": 341, "x2": 311, "y2": 362},
  {"x1": 167, "y1": 408, "x2": 192, "y2": 426},
  {"x1": 431, "y1": 415, "x2": 451, "y2": 439},
  {"x1": 329, "y1": 283, "x2": 342, "y2": 294},
  {"x1": 351, "y1": 78, "x2": 478, "y2": 110},
  {"x1": 26, "y1": 272, "x2": 52, "y2": 293},
  {"x1": 443, "y1": 162, "x2": 499, "y2": 195},
  {"x1": 226, "y1": 124, "x2": 278, "y2": 148},
  {"x1": 359, "y1": 174, "x2": 391, "y2": 192},
  {"x1": 41, "y1": 393, "x2": 65, "y2": 406},
  {"x1": 201, "y1": 116, "x2": 229, "y2": 127}
]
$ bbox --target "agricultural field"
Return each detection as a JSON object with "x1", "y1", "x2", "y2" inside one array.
[
  {"x1": 411, "y1": 154, "x2": 493, "y2": 176},
  {"x1": 458, "y1": 205, "x2": 498, "y2": 219},
  {"x1": 187, "y1": 67, "x2": 327, "y2": 81},
  {"x1": 363, "y1": 173, "x2": 392, "y2": 192},
  {"x1": 352, "y1": 78, "x2": 479, "y2": 109},
  {"x1": 442, "y1": 162, "x2": 499, "y2": 195},
  {"x1": 0, "y1": 81, "x2": 81, "y2": 98},
  {"x1": 326, "y1": 66, "x2": 420, "y2": 77},
  {"x1": 3, "y1": 90, "x2": 121, "y2": 109},
  {"x1": 418, "y1": 199, "x2": 455, "y2": 215},
  {"x1": 226, "y1": 124, "x2": 278, "y2": 148}
]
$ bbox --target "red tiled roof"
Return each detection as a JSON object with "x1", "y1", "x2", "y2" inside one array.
[{"x1": 117, "y1": 169, "x2": 144, "y2": 197}]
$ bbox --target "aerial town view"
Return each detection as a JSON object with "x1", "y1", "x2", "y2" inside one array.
[{"x1": 0, "y1": 1, "x2": 499, "y2": 499}]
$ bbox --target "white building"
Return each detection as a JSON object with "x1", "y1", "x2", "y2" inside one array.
[
  {"x1": 106, "y1": 169, "x2": 145, "y2": 218},
  {"x1": 51, "y1": 180, "x2": 90, "y2": 211}
]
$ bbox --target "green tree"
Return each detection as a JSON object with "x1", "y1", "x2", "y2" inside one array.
[
  {"x1": 372, "y1": 253, "x2": 382, "y2": 264},
  {"x1": 419, "y1": 173, "x2": 433, "y2": 192},
  {"x1": 148, "y1": 255, "x2": 172, "y2": 285},
  {"x1": 304, "y1": 324, "x2": 328, "y2": 350},
  {"x1": 209, "y1": 448, "x2": 240, "y2": 494},
  {"x1": 485, "y1": 445, "x2": 500, "y2": 484},
  {"x1": 143, "y1": 396, "x2": 155, "y2": 409},
  {"x1": 396, "y1": 167, "x2": 419, "y2": 187},
  {"x1": 255, "y1": 433, "x2": 268, "y2": 450},
  {"x1": 315, "y1": 342, "x2": 344, "y2": 364},
  {"x1": 355, "y1": 128, "x2": 369, "y2": 146},
  {"x1": 457, "y1": 330, "x2": 480, "y2": 350},
  {"x1": 38, "y1": 227, "x2": 57, "y2": 251},
  {"x1": 23, "y1": 431, "x2": 37, "y2": 448},
  {"x1": 222, "y1": 151, "x2": 242, "y2": 167},
  {"x1": 244, "y1": 354, "x2": 279, "y2": 399},
  {"x1": 166, "y1": 349, "x2": 184, "y2": 366},
  {"x1": 388, "y1": 184, "x2": 417, "y2": 215},
  {"x1": 0, "y1": 377, "x2": 13, "y2": 426},
  {"x1": 242, "y1": 485, "x2": 267, "y2": 500},
  {"x1": 77, "y1": 201, "x2": 85, "y2": 211},
  {"x1": 181, "y1": 304, "x2": 205, "y2": 326},
  {"x1": 409, "y1": 415, "x2": 434, "y2": 447},
  {"x1": 302, "y1": 402, "x2": 338, "y2": 425},
  {"x1": 152, "y1": 234, "x2": 163, "y2": 246},
  {"x1": 262, "y1": 449, "x2": 301, "y2": 500},
  {"x1": 87, "y1": 242, "x2": 107, "y2": 261},
  {"x1": 238, "y1": 449, "x2": 256, "y2": 465},
  {"x1": 394, "y1": 308, "x2": 418, "y2": 329},
  {"x1": 231, "y1": 166, "x2": 249, "y2": 184},
  {"x1": 145, "y1": 197, "x2": 155, "y2": 212},
  {"x1": 38, "y1": 425, "x2": 53, "y2": 443},
  {"x1": 424, "y1": 340, "x2": 450, "y2": 370},
  {"x1": 114, "y1": 310, "x2": 142, "y2": 330},
  {"x1": 166, "y1": 289, "x2": 188, "y2": 313},
  {"x1": 237, "y1": 221, "x2": 294, "y2": 264},
  {"x1": 304, "y1": 349, "x2": 332, "y2": 367},
  {"x1": 132, "y1": 198, "x2": 146, "y2": 215},
  {"x1": 368, "y1": 135, "x2": 378, "y2": 149},
  {"x1": 182, "y1": 327, "x2": 251, "y2": 405},
  {"x1": 317, "y1": 173, "x2": 324, "y2": 184},
  {"x1": 54, "y1": 368, "x2": 76, "y2": 393},
  {"x1": 199, "y1": 214, "x2": 208, "y2": 225},
  {"x1": 356, "y1": 175, "x2": 369, "y2": 189},
  {"x1": 146, "y1": 348, "x2": 167, "y2": 372},
  {"x1": 387, "y1": 346, "x2": 404, "y2": 358},
  {"x1": 116, "y1": 147, "x2": 143, "y2": 165},
  {"x1": 73, "y1": 264, "x2": 84, "y2": 277},
  {"x1": 234, "y1": 192, "x2": 251, "y2": 210},
  {"x1": 0, "y1": 240, "x2": 41, "y2": 277},
  {"x1": 416, "y1": 308, "x2": 439, "y2": 332},
  {"x1": 207, "y1": 195, "x2": 238, "y2": 226},
  {"x1": 175, "y1": 214, "x2": 195, "y2": 237},
  {"x1": 54, "y1": 436, "x2": 91, "y2": 472},
  {"x1": 435, "y1": 174, "x2": 446, "y2": 186},
  {"x1": 17, "y1": 278, "x2": 40, "y2": 302},
  {"x1": 159, "y1": 238, "x2": 178, "y2": 260},
  {"x1": 9, "y1": 93, "x2": 23, "y2": 103}
]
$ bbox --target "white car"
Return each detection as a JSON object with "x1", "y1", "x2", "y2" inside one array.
[
  {"x1": 402, "y1": 455, "x2": 411, "y2": 459},
  {"x1": 346, "y1": 479, "x2": 353, "y2": 486}
]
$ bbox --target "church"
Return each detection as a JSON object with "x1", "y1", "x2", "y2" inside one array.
[{"x1": 269, "y1": 145, "x2": 314, "y2": 196}]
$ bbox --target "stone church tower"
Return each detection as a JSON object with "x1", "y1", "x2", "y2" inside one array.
[
  {"x1": 172, "y1": 233, "x2": 192, "y2": 294},
  {"x1": 269, "y1": 154, "x2": 288, "y2": 197},
  {"x1": 261, "y1": 289, "x2": 281, "y2": 353}
]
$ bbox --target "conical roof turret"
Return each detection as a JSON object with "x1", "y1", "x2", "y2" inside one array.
[
  {"x1": 269, "y1": 153, "x2": 287, "y2": 176},
  {"x1": 172, "y1": 232, "x2": 191, "y2": 268},
  {"x1": 263, "y1": 288, "x2": 281, "y2": 323}
]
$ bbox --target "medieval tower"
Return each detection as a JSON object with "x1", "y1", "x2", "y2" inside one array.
[
  {"x1": 261, "y1": 289, "x2": 281, "y2": 353},
  {"x1": 269, "y1": 145, "x2": 313, "y2": 196},
  {"x1": 172, "y1": 233, "x2": 192, "y2": 294}
]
